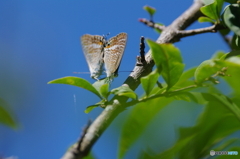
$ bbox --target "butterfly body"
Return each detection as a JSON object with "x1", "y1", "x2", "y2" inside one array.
[{"x1": 81, "y1": 33, "x2": 127, "y2": 81}]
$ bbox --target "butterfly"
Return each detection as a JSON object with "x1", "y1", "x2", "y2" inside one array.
[{"x1": 80, "y1": 32, "x2": 127, "y2": 81}]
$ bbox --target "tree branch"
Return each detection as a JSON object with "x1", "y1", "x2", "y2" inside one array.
[
  {"x1": 61, "y1": 0, "x2": 205, "y2": 158},
  {"x1": 139, "y1": 18, "x2": 166, "y2": 32},
  {"x1": 177, "y1": 24, "x2": 226, "y2": 37}
]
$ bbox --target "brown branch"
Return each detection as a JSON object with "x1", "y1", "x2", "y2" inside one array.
[
  {"x1": 139, "y1": 18, "x2": 166, "y2": 31},
  {"x1": 62, "y1": 0, "x2": 205, "y2": 158},
  {"x1": 177, "y1": 24, "x2": 217, "y2": 36}
]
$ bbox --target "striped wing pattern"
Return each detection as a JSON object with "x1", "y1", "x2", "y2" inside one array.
[
  {"x1": 80, "y1": 32, "x2": 127, "y2": 80},
  {"x1": 104, "y1": 33, "x2": 127, "y2": 78},
  {"x1": 81, "y1": 34, "x2": 104, "y2": 80}
]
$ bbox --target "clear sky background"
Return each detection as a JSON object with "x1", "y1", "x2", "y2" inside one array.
[{"x1": 0, "y1": 1, "x2": 230, "y2": 159}]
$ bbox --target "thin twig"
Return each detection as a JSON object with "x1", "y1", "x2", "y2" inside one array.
[
  {"x1": 125, "y1": 85, "x2": 198, "y2": 107},
  {"x1": 177, "y1": 23, "x2": 226, "y2": 37},
  {"x1": 139, "y1": 18, "x2": 166, "y2": 31}
]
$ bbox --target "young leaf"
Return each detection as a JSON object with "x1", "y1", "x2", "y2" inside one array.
[
  {"x1": 143, "y1": 5, "x2": 156, "y2": 17},
  {"x1": 194, "y1": 60, "x2": 222, "y2": 84},
  {"x1": 111, "y1": 85, "x2": 137, "y2": 99},
  {"x1": 200, "y1": 0, "x2": 223, "y2": 22},
  {"x1": 198, "y1": 16, "x2": 215, "y2": 23},
  {"x1": 140, "y1": 69, "x2": 160, "y2": 97},
  {"x1": 222, "y1": 4, "x2": 240, "y2": 36},
  {"x1": 99, "y1": 83, "x2": 110, "y2": 99},
  {"x1": 84, "y1": 105, "x2": 99, "y2": 114},
  {"x1": 48, "y1": 76, "x2": 102, "y2": 99},
  {"x1": 147, "y1": 40, "x2": 185, "y2": 90}
]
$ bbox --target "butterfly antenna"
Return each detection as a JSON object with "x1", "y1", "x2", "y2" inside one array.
[{"x1": 103, "y1": 32, "x2": 110, "y2": 40}]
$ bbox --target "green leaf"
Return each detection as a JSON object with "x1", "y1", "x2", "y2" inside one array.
[
  {"x1": 143, "y1": 5, "x2": 156, "y2": 17},
  {"x1": 198, "y1": 16, "x2": 215, "y2": 23},
  {"x1": 111, "y1": 85, "x2": 137, "y2": 99},
  {"x1": 157, "y1": 92, "x2": 240, "y2": 159},
  {"x1": 147, "y1": 40, "x2": 185, "y2": 90},
  {"x1": 202, "y1": 93, "x2": 240, "y2": 121},
  {"x1": 84, "y1": 152, "x2": 97, "y2": 159},
  {"x1": 99, "y1": 83, "x2": 110, "y2": 99},
  {"x1": 222, "y1": 4, "x2": 240, "y2": 36},
  {"x1": 140, "y1": 69, "x2": 160, "y2": 97},
  {"x1": 172, "y1": 92, "x2": 208, "y2": 105},
  {"x1": 211, "y1": 51, "x2": 226, "y2": 59},
  {"x1": 200, "y1": 0, "x2": 224, "y2": 21},
  {"x1": 222, "y1": 50, "x2": 240, "y2": 59},
  {"x1": 213, "y1": 138, "x2": 239, "y2": 152},
  {"x1": 48, "y1": 76, "x2": 102, "y2": 99},
  {"x1": 203, "y1": 0, "x2": 215, "y2": 5},
  {"x1": 0, "y1": 105, "x2": 17, "y2": 129},
  {"x1": 216, "y1": 53, "x2": 240, "y2": 96},
  {"x1": 170, "y1": 67, "x2": 196, "y2": 91},
  {"x1": 194, "y1": 60, "x2": 222, "y2": 84},
  {"x1": 118, "y1": 96, "x2": 174, "y2": 159},
  {"x1": 84, "y1": 105, "x2": 99, "y2": 114}
]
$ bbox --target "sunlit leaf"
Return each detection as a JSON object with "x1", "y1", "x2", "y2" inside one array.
[
  {"x1": 143, "y1": 5, "x2": 156, "y2": 17},
  {"x1": 170, "y1": 67, "x2": 196, "y2": 91},
  {"x1": 147, "y1": 40, "x2": 184, "y2": 90},
  {"x1": 111, "y1": 85, "x2": 137, "y2": 99},
  {"x1": 84, "y1": 105, "x2": 99, "y2": 114},
  {"x1": 48, "y1": 76, "x2": 102, "y2": 99},
  {"x1": 194, "y1": 60, "x2": 222, "y2": 84},
  {"x1": 99, "y1": 83, "x2": 110, "y2": 99},
  {"x1": 200, "y1": 0, "x2": 223, "y2": 21},
  {"x1": 140, "y1": 69, "x2": 160, "y2": 97},
  {"x1": 198, "y1": 16, "x2": 215, "y2": 23},
  {"x1": 211, "y1": 51, "x2": 226, "y2": 59}
]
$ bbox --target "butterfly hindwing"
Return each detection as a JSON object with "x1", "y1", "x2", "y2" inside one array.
[
  {"x1": 103, "y1": 32, "x2": 128, "y2": 78},
  {"x1": 81, "y1": 34, "x2": 104, "y2": 80}
]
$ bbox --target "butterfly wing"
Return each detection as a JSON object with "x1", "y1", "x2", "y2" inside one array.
[
  {"x1": 81, "y1": 34, "x2": 104, "y2": 80},
  {"x1": 103, "y1": 32, "x2": 128, "y2": 78}
]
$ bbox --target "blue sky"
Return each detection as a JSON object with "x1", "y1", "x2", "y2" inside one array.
[{"x1": 0, "y1": 1, "x2": 230, "y2": 159}]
